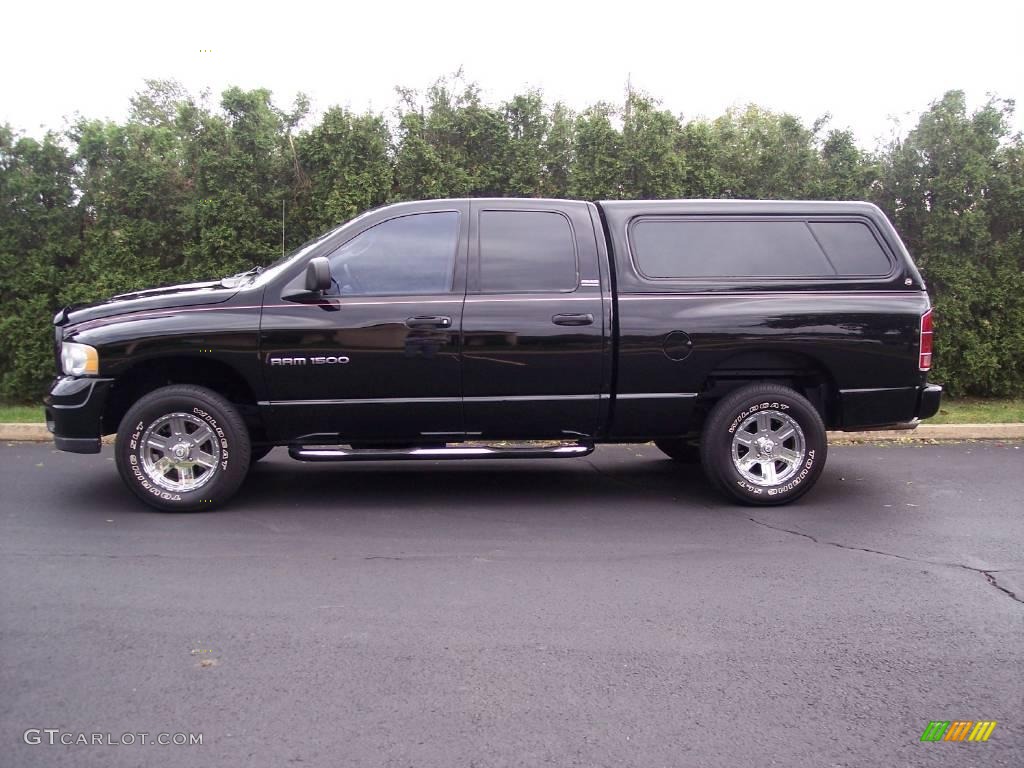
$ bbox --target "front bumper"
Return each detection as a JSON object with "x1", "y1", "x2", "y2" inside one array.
[{"x1": 44, "y1": 376, "x2": 115, "y2": 454}]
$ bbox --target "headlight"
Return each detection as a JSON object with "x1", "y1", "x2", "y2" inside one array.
[{"x1": 61, "y1": 342, "x2": 99, "y2": 376}]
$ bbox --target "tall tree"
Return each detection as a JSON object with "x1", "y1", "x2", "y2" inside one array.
[
  {"x1": 0, "y1": 127, "x2": 81, "y2": 399},
  {"x1": 540, "y1": 102, "x2": 574, "y2": 198},
  {"x1": 813, "y1": 126, "x2": 878, "y2": 200},
  {"x1": 708, "y1": 106, "x2": 820, "y2": 198},
  {"x1": 620, "y1": 91, "x2": 685, "y2": 198},
  {"x1": 502, "y1": 91, "x2": 549, "y2": 196},
  {"x1": 180, "y1": 87, "x2": 293, "y2": 273},
  {"x1": 876, "y1": 91, "x2": 1024, "y2": 394},
  {"x1": 295, "y1": 107, "x2": 392, "y2": 237},
  {"x1": 569, "y1": 103, "x2": 623, "y2": 199}
]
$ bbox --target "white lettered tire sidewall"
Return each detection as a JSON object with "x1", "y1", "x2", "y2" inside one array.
[
  {"x1": 700, "y1": 384, "x2": 827, "y2": 506},
  {"x1": 115, "y1": 385, "x2": 251, "y2": 512}
]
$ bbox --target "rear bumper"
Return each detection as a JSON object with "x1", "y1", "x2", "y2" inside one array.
[
  {"x1": 916, "y1": 383, "x2": 942, "y2": 421},
  {"x1": 839, "y1": 383, "x2": 942, "y2": 431},
  {"x1": 44, "y1": 376, "x2": 114, "y2": 454}
]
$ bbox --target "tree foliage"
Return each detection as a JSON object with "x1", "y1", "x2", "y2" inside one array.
[
  {"x1": 875, "y1": 92, "x2": 1024, "y2": 395},
  {"x1": 1, "y1": 77, "x2": 1021, "y2": 401}
]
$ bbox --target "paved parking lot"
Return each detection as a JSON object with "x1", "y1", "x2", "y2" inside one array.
[{"x1": 1, "y1": 440, "x2": 1021, "y2": 767}]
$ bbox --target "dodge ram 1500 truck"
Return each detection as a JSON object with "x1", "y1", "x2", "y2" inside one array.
[{"x1": 46, "y1": 198, "x2": 942, "y2": 511}]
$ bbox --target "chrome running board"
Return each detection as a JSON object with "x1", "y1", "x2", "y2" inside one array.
[{"x1": 288, "y1": 443, "x2": 594, "y2": 462}]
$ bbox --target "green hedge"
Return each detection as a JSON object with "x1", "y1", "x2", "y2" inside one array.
[{"x1": 2, "y1": 80, "x2": 1022, "y2": 401}]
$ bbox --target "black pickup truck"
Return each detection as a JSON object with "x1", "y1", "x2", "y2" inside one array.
[{"x1": 46, "y1": 198, "x2": 941, "y2": 511}]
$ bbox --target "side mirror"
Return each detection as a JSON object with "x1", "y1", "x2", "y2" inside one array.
[{"x1": 305, "y1": 257, "x2": 332, "y2": 293}]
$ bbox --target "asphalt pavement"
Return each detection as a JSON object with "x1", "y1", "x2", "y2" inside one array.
[{"x1": 1, "y1": 440, "x2": 1021, "y2": 767}]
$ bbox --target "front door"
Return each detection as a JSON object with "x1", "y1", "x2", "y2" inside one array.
[
  {"x1": 461, "y1": 200, "x2": 608, "y2": 439},
  {"x1": 260, "y1": 203, "x2": 469, "y2": 443}
]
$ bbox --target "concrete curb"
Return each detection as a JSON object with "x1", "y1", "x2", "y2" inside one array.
[
  {"x1": 2, "y1": 422, "x2": 1023, "y2": 445},
  {"x1": 1, "y1": 424, "x2": 52, "y2": 442},
  {"x1": 0, "y1": 424, "x2": 115, "y2": 444},
  {"x1": 826, "y1": 423, "x2": 1024, "y2": 442}
]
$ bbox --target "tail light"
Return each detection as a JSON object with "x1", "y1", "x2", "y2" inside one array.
[{"x1": 919, "y1": 309, "x2": 933, "y2": 371}]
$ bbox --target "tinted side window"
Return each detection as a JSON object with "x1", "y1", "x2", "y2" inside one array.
[
  {"x1": 479, "y1": 210, "x2": 578, "y2": 293},
  {"x1": 808, "y1": 221, "x2": 892, "y2": 276},
  {"x1": 327, "y1": 212, "x2": 459, "y2": 295},
  {"x1": 631, "y1": 219, "x2": 833, "y2": 278}
]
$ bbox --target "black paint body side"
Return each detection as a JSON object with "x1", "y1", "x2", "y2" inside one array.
[{"x1": 45, "y1": 198, "x2": 939, "y2": 452}]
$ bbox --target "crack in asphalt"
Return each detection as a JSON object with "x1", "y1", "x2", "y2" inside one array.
[
  {"x1": 981, "y1": 570, "x2": 1023, "y2": 604},
  {"x1": 582, "y1": 458, "x2": 1023, "y2": 606},
  {"x1": 747, "y1": 516, "x2": 1023, "y2": 606},
  {"x1": 2, "y1": 551, "x2": 172, "y2": 560},
  {"x1": 582, "y1": 459, "x2": 1023, "y2": 605}
]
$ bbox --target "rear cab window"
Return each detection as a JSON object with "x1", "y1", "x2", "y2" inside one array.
[
  {"x1": 477, "y1": 210, "x2": 579, "y2": 293},
  {"x1": 628, "y1": 217, "x2": 894, "y2": 281}
]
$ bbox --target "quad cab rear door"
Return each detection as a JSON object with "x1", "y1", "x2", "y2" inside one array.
[{"x1": 460, "y1": 199, "x2": 610, "y2": 440}]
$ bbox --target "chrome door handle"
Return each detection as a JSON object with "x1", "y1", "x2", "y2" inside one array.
[
  {"x1": 405, "y1": 315, "x2": 452, "y2": 329},
  {"x1": 552, "y1": 313, "x2": 594, "y2": 326}
]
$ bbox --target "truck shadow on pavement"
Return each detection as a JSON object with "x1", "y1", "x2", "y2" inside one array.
[
  {"x1": 236, "y1": 453, "x2": 722, "y2": 511},
  {"x1": 66, "y1": 446, "x2": 879, "y2": 521},
  {"x1": 228, "y1": 449, "x2": 869, "y2": 522}
]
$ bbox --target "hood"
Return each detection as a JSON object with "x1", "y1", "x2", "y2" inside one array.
[{"x1": 54, "y1": 280, "x2": 239, "y2": 327}]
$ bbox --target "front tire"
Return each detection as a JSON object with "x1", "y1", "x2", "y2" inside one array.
[
  {"x1": 115, "y1": 385, "x2": 251, "y2": 512},
  {"x1": 699, "y1": 383, "x2": 827, "y2": 506}
]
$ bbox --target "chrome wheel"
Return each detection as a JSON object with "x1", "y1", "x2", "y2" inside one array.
[
  {"x1": 731, "y1": 409, "x2": 806, "y2": 487},
  {"x1": 139, "y1": 412, "x2": 221, "y2": 492}
]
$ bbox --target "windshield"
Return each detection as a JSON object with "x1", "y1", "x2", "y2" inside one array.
[
  {"x1": 264, "y1": 230, "x2": 333, "y2": 272},
  {"x1": 243, "y1": 207, "x2": 383, "y2": 288}
]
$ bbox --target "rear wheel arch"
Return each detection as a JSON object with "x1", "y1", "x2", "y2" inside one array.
[{"x1": 689, "y1": 350, "x2": 840, "y2": 432}]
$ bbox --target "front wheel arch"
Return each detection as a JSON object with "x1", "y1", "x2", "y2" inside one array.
[{"x1": 101, "y1": 356, "x2": 262, "y2": 438}]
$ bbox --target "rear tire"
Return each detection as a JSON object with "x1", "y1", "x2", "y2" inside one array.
[
  {"x1": 654, "y1": 438, "x2": 700, "y2": 464},
  {"x1": 699, "y1": 383, "x2": 827, "y2": 506},
  {"x1": 115, "y1": 385, "x2": 251, "y2": 512}
]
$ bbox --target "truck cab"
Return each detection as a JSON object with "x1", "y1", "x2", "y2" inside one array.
[{"x1": 257, "y1": 198, "x2": 610, "y2": 443}]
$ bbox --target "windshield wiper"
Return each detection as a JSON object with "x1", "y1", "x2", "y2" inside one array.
[{"x1": 219, "y1": 265, "x2": 264, "y2": 287}]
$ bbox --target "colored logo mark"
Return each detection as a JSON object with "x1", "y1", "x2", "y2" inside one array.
[{"x1": 920, "y1": 720, "x2": 997, "y2": 742}]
